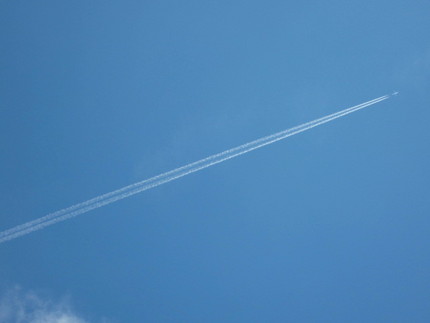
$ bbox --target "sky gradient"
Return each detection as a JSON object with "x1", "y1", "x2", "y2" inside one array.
[{"x1": 1, "y1": 1, "x2": 430, "y2": 322}]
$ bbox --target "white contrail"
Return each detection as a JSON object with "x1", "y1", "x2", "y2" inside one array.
[
  {"x1": 0, "y1": 95, "x2": 386, "y2": 240},
  {"x1": 0, "y1": 94, "x2": 391, "y2": 244}
]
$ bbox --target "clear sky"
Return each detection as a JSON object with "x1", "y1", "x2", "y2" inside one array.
[{"x1": 1, "y1": 1, "x2": 429, "y2": 322}]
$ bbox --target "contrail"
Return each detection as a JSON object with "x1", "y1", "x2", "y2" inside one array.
[
  {"x1": 0, "y1": 94, "x2": 392, "y2": 244},
  {"x1": 0, "y1": 95, "x2": 387, "y2": 239}
]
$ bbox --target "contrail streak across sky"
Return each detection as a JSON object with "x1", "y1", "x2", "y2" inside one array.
[{"x1": 0, "y1": 94, "x2": 393, "y2": 244}]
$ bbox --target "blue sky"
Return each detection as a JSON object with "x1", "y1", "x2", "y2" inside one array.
[{"x1": 1, "y1": 1, "x2": 429, "y2": 322}]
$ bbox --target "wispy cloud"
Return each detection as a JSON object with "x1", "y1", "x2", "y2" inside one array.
[{"x1": 0, "y1": 287, "x2": 87, "y2": 323}]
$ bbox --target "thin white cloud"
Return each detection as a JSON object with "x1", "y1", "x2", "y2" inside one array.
[{"x1": 0, "y1": 287, "x2": 88, "y2": 323}]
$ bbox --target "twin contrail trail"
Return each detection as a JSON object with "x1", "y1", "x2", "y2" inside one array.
[{"x1": 0, "y1": 94, "x2": 393, "y2": 244}]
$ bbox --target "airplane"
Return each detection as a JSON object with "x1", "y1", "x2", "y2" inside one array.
[{"x1": 392, "y1": 91, "x2": 399, "y2": 96}]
